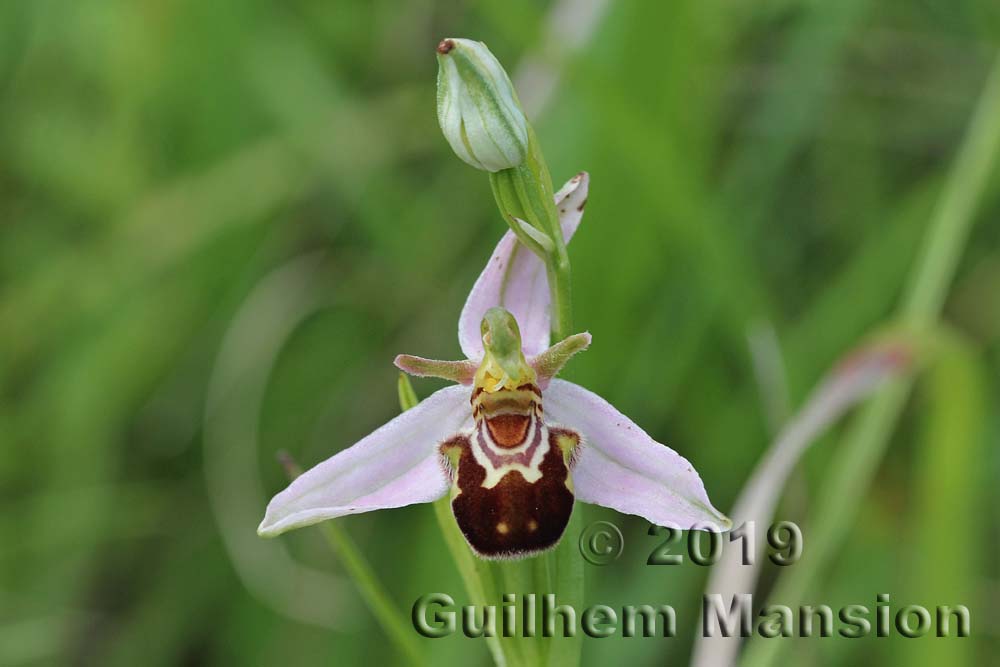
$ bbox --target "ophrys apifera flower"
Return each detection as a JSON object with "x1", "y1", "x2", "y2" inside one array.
[{"x1": 258, "y1": 174, "x2": 729, "y2": 558}]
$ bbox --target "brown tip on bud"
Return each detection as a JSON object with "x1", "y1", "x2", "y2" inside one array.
[{"x1": 437, "y1": 39, "x2": 455, "y2": 55}]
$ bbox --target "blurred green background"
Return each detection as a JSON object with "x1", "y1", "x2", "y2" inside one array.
[{"x1": 2, "y1": 0, "x2": 999, "y2": 665}]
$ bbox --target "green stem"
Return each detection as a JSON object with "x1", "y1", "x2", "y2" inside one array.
[
  {"x1": 456, "y1": 108, "x2": 581, "y2": 667},
  {"x1": 901, "y1": 61, "x2": 1000, "y2": 325},
  {"x1": 742, "y1": 54, "x2": 1000, "y2": 667},
  {"x1": 485, "y1": 123, "x2": 581, "y2": 667},
  {"x1": 279, "y1": 454, "x2": 424, "y2": 666},
  {"x1": 489, "y1": 128, "x2": 574, "y2": 342},
  {"x1": 545, "y1": 253, "x2": 573, "y2": 342},
  {"x1": 527, "y1": 129, "x2": 583, "y2": 667}
]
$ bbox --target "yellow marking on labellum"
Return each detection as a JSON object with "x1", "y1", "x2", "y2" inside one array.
[
  {"x1": 553, "y1": 431, "x2": 581, "y2": 492},
  {"x1": 496, "y1": 522, "x2": 509, "y2": 534}
]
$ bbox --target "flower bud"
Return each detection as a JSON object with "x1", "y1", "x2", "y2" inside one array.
[{"x1": 436, "y1": 38, "x2": 529, "y2": 172}]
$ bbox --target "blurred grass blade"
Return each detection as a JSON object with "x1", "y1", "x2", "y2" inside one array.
[
  {"x1": 397, "y1": 372, "x2": 419, "y2": 411},
  {"x1": 743, "y1": 54, "x2": 1000, "y2": 667},
  {"x1": 746, "y1": 320, "x2": 791, "y2": 435},
  {"x1": 900, "y1": 342, "x2": 983, "y2": 665},
  {"x1": 692, "y1": 336, "x2": 912, "y2": 667},
  {"x1": 512, "y1": 0, "x2": 611, "y2": 118}
]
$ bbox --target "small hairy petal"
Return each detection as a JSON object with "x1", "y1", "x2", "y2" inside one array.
[
  {"x1": 544, "y1": 380, "x2": 730, "y2": 530},
  {"x1": 459, "y1": 172, "x2": 590, "y2": 360},
  {"x1": 258, "y1": 385, "x2": 472, "y2": 537},
  {"x1": 394, "y1": 354, "x2": 478, "y2": 384},
  {"x1": 529, "y1": 332, "x2": 591, "y2": 388}
]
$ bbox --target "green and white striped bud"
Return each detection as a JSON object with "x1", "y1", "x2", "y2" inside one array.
[{"x1": 436, "y1": 38, "x2": 528, "y2": 172}]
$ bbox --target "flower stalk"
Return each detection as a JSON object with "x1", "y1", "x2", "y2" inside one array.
[
  {"x1": 436, "y1": 38, "x2": 582, "y2": 666},
  {"x1": 488, "y1": 128, "x2": 574, "y2": 341},
  {"x1": 436, "y1": 37, "x2": 574, "y2": 341}
]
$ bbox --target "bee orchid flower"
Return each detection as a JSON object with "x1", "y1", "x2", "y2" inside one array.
[{"x1": 258, "y1": 173, "x2": 730, "y2": 558}]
